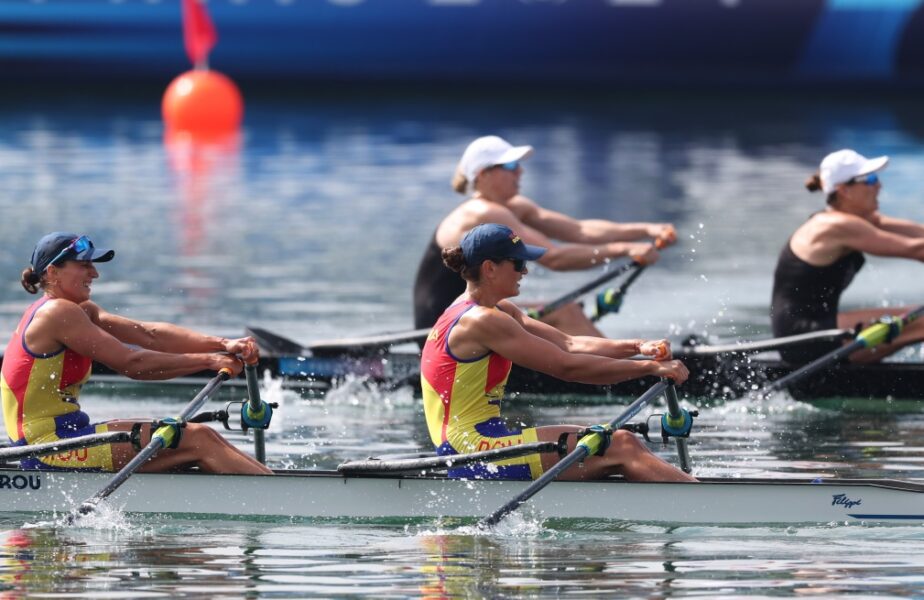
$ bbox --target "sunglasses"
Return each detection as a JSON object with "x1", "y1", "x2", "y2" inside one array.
[
  {"x1": 493, "y1": 257, "x2": 526, "y2": 273},
  {"x1": 45, "y1": 235, "x2": 92, "y2": 272},
  {"x1": 492, "y1": 160, "x2": 520, "y2": 172},
  {"x1": 848, "y1": 173, "x2": 880, "y2": 186}
]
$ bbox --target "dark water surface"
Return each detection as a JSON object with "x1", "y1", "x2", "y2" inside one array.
[{"x1": 1, "y1": 86, "x2": 923, "y2": 596}]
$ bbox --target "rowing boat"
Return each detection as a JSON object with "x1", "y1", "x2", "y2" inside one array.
[
  {"x1": 0, "y1": 467, "x2": 920, "y2": 524},
  {"x1": 2, "y1": 377, "x2": 919, "y2": 526}
]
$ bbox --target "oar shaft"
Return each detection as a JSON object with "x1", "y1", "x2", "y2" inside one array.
[
  {"x1": 77, "y1": 369, "x2": 231, "y2": 515},
  {"x1": 480, "y1": 380, "x2": 668, "y2": 528},
  {"x1": 765, "y1": 341, "x2": 860, "y2": 392},
  {"x1": 764, "y1": 305, "x2": 924, "y2": 394},
  {"x1": 338, "y1": 441, "x2": 559, "y2": 473},
  {"x1": 0, "y1": 431, "x2": 131, "y2": 462},
  {"x1": 244, "y1": 364, "x2": 267, "y2": 464},
  {"x1": 681, "y1": 328, "x2": 852, "y2": 356},
  {"x1": 590, "y1": 264, "x2": 647, "y2": 322},
  {"x1": 535, "y1": 261, "x2": 635, "y2": 318}
]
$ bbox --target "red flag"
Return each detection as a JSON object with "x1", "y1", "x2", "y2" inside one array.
[{"x1": 182, "y1": 0, "x2": 217, "y2": 67}]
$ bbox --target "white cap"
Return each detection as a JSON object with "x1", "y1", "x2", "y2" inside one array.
[
  {"x1": 458, "y1": 135, "x2": 533, "y2": 183},
  {"x1": 819, "y1": 149, "x2": 888, "y2": 194}
]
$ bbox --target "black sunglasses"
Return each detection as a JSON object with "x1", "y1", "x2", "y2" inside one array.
[{"x1": 492, "y1": 257, "x2": 526, "y2": 273}]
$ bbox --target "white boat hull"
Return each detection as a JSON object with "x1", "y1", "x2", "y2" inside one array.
[{"x1": 1, "y1": 469, "x2": 922, "y2": 524}]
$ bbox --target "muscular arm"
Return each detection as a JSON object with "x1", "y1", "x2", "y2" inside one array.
[
  {"x1": 875, "y1": 213, "x2": 924, "y2": 238},
  {"x1": 29, "y1": 301, "x2": 237, "y2": 380},
  {"x1": 510, "y1": 303, "x2": 643, "y2": 358},
  {"x1": 449, "y1": 303, "x2": 686, "y2": 385},
  {"x1": 91, "y1": 305, "x2": 229, "y2": 353},
  {"x1": 497, "y1": 214, "x2": 658, "y2": 271},
  {"x1": 827, "y1": 214, "x2": 924, "y2": 260},
  {"x1": 514, "y1": 196, "x2": 675, "y2": 245},
  {"x1": 440, "y1": 198, "x2": 665, "y2": 271}
]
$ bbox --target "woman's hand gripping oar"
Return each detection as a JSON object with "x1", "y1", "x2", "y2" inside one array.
[
  {"x1": 68, "y1": 368, "x2": 233, "y2": 522},
  {"x1": 758, "y1": 305, "x2": 924, "y2": 397}
]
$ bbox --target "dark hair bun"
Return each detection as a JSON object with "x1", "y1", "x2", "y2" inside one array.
[
  {"x1": 805, "y1": 173, "x2": 823, "y2": 192},
  {"x1": 20, "y1": 267, "x2": 41, "y2": 294},
  {"x1": 441, "y1": 247, "x2": 466, "y2": 272}
]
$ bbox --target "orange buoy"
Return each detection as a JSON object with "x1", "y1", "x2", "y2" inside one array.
[{"x1": 162, "y1": 69, "x2": 243, "y2": 135}]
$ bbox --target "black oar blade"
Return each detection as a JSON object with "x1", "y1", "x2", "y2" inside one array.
[{"x1": 246, "y1": 326, "x2": 306, "y2": 357}]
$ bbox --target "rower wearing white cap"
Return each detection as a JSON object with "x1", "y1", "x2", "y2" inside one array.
[
  {"x1": 770, "y1": 149, "x2": 924, "y2": 365},
  {"x1": 412, "y1": 135, "x2": 677, "y2": 337}
]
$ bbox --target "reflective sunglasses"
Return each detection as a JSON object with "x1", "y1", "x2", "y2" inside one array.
[
  {"x1": 849, "y1": 173, "x2": 879, "y2": 186},
  {"x1": 493, "y1": 160, "x2": 520, "y2": 172},
  {"x1": 45, "y1": 235, "x2": 92, "y2": 272}
]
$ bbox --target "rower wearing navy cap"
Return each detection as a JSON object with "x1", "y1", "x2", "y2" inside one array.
[
  {"x1": 0, "y1": 232, "x2": 272, "y2": 474},
  {"x1": 421, "y1": 223, "x2": 695, "y2": 482}
]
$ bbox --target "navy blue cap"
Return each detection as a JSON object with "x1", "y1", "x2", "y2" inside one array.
[
  {"x1": 31, "y1": 232, "x2": 115, "y2": 274},
  {"x1": 461, "y1": 223, "x2": 546, "y2": 267}
]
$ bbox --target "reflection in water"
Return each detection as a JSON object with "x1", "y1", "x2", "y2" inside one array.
[{"x1": 164, "y1": 129, "x2": 243, "y2": 324}]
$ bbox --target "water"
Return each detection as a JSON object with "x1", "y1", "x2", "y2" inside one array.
[{"x1": 1, "y1": 84, "x2": 924, "y2": 596}]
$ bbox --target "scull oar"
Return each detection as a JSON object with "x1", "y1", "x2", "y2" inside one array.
[
  {"x1": 761, "y1": 305, "x2": 924, "y2": 395},
  {"x1": 479, "y1": 380, "x2": 670, "y2": 528},
  {"x1": 0, "y1": 431, "x2": 131, "y2": 462},
  {"x1": 679, "y1": 328, "x2": 853, "y2": 356},
  {"x1": 590, "y1": 261, "x2": 649, "y2": 321},
  {"x1": 527, "y1": 259, "x2": 637, "y2": 320},
  {"x1": 337, "y1": 441, "x2": 559, "y2": 474},
  {"x1": 71, "y1": 368, "x2": 233, "y2": 520}
]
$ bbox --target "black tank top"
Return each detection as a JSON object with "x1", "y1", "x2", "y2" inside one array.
[
  {"x1": 413, "y1": 232, "x2": 465, "y2": 330},
  {"x1": 770, "y1": 240, "x2": 864, "y2": 363}
]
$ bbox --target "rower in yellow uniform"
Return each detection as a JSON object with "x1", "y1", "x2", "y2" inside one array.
[
  {"x1": 421, "y1": 223, "x2": 694, "y2": 482},
  {"x1": 0, "y1": 232, "x2": 272, "y2": 474}
]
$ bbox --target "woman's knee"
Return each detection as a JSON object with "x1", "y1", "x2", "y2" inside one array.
[
  {"x1": 607, "y1": 429, "x2": 645, "y2": 455},
  {"x1": 179, "y1": 423, "x2": 223, "y2": 449}
]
